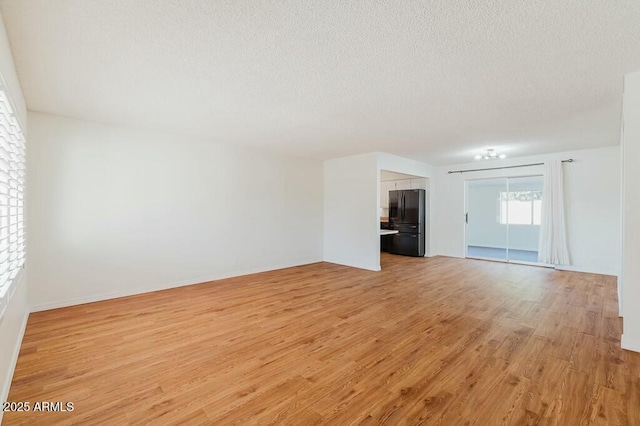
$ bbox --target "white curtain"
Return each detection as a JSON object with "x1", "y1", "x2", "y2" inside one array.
[{"x1": 538, "y1": 160, "x2": 570, "y2": 265}]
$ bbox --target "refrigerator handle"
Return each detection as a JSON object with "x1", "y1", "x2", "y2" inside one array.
[
  {"x1": 465, "y1": 212, "x2": 468, "y2": 224},
  {"x1": 403, "y1": 192, "x2": 407, "y2": 220}
]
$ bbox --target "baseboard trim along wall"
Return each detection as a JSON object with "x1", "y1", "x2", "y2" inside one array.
[
  {"x1": 323, "y1": 259, "x2": 381, "y2": 272},
  {"x1": 0, "y1": 308, "x2": 29, "y2": 421},
  {"x1": 433, "y1": 255, "x2": 619, "y2": 277},
  {"x1": 31, "y1": 259, "x2": 322, "y2": 312},
  {"x1": 621, "y1": 334, "x2": 640, "y2": 353},
  {"x1": 554, "y1": 264, "x2": 620, "y2": 277}
]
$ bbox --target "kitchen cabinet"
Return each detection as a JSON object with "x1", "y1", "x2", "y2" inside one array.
[
  {"x1": 381, "y1": 179, "x2": 428, "y2": 208},
  {"x1": 380, "y1": 181, "x2": 393, "y2": 208},
  {"x1": 394, "y1": 180, "x2": 412, "y2": 190},
  {"x1": 410, "y1": 178, "x2": 427, "y2": 190}
]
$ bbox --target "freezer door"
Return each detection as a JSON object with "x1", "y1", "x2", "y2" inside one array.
[{"x1": 390, "y1": 232, "x2": 424, "y2": 257}]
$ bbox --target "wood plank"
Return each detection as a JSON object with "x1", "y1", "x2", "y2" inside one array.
[
  {"x1": 588, "y1": 385, "x2": 628, "y2": 425},
  {"x1": 627, "y1": 376, "x2": 640, "y2": 426},
  {"x1": 547, "y1": 369, "x2": 593, "y2": 425},
  {"x1": 550, "y1": 326, "x2": 578, "y2": 361}
]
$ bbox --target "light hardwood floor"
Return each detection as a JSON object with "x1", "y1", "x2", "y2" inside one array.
[{"x1": 5, "y1": 254, "x2": 640, "y2": 425}]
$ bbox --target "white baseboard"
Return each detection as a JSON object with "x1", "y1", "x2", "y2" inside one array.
[
  {"x1": 0, "y1": 308, "x2": 29, "y2": 420},
  {"x1": 553, "y1": 264, "x2": 619, "y2": 277},
  {"x1": 434, "y1": 254, "x2": 465, "y2": 259},
  {"x1": 434, "y1": 255, "x2": 619, "y2": 277},
  {"x1": 30, "y1": 259, "x2": 322, "y2": 312},
  {"x1": 323, "y1": 258, "x2": 380, "y2": 272},
  {"x1": 618, "y1": 279, "x2": 623, "y2": 318},
  {"x1": 621, "y1": 334, "x2": 640, "y2": 353}
]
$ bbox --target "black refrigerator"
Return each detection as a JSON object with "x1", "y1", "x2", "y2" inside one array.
[{"x1": 388, "y1": 189, "x2": 426, "y2": 257}]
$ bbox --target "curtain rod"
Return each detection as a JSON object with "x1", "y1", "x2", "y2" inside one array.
[{"x1": 447, "y1": 159, "x2": 573, "y2": 174}]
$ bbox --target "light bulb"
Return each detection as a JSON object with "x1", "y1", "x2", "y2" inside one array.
[{"x1": 474, "y1": 149, "x2": 506, "y2": 160}]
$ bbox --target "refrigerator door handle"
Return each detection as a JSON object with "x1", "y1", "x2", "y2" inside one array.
[{"x1": 403, "y1": 192, "x2": 407, "y2": 221}]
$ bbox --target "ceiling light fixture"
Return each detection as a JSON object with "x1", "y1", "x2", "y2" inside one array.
[{"x1": 474, "y1": 149, "x2": 506, "y2": 160}]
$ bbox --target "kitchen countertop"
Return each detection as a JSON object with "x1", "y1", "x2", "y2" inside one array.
[{"x1": 380, "y1": 229, "x2": 399, "y2": 236}]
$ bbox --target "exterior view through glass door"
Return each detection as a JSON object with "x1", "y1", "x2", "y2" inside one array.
[{"x1": 466, "y1": 176, "x2": 543, "y2": 264}]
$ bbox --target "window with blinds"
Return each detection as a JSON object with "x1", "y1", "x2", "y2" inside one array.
[{"x1": 0, "y1": 86, "x2": 25, "y2": 319}]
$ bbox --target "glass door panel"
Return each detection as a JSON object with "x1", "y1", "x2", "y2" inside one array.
[
  {"x1": 466, "y1": 178, "x2": 508, "y2": 261},
  {"x1": 505, "y1": 176, "x2": 544, "y2": 263}
]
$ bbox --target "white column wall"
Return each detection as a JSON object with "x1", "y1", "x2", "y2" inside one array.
[{"x1": 621, "y1": 71, "x2": 640, "y2": 352}]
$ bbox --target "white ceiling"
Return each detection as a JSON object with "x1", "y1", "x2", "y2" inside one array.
[{"x1": 1, "y1": 0, "x2": 638, "y2": 165}]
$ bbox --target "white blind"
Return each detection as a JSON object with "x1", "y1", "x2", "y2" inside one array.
[{"x1": 0, "y1": 87, "x2": 25, "y2": 318}]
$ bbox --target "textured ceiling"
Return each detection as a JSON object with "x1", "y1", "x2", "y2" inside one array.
[{"x1": 0, "y1": 0, "x2": 639, "y2": 165}]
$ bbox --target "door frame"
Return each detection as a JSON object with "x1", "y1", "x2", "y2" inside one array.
[{"x1": 464, "y1": 175, "x2": 550, "y2": 267}]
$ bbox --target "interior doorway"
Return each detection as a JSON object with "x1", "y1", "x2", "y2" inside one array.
[
  {"x1": 465, "y1": 176, "x2": 544, "y2": 265},
  {"x1": 379, "y1": 170, "x2": 429, "y2": 261}
]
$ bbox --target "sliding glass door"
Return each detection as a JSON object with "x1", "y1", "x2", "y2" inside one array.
[
  {"x1": 504, "y1": 177, "x2": 543, "y2": 262},
  {"x1": 466, "y1": 176, "x2": 543, "y2": 264}
]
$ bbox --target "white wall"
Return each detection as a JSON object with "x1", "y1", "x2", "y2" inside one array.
[
  {"x1": 324, "y1": 153, "x2": 379, "y2": 270},
  {"x1": 0, "y1": 275, "x2": 27, "y2": 417},
  {"x1": 378, "y1": 153, "x2": 435, "y2": 179},
  {"x1": 27, "y1": 112, "x2": 324, "y2": 310},
  {"x1": 621, "y1": 71, "x2": 640, "y2": 352},
  {"x1": 434, "y1": 146, "x2": 621, "y2": 276},
  {"x1": 0, "y1": 9, "x2": 28, "y2": 421}
]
